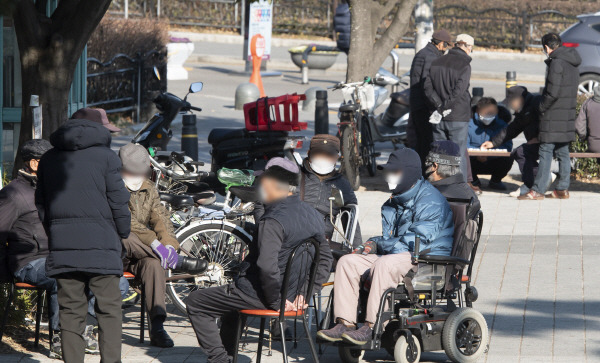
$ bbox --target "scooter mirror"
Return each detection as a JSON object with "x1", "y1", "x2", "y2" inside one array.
[
  {"x1": 153, "y1": 66, "x2": 161, "y2": 81},
  {"x1": 189, "y1": 82, "x2": 203, "y2": 93}
]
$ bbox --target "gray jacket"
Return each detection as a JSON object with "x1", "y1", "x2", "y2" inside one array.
[{"x1": 575, "y1": 97, "x2": 600, "y2": 153}]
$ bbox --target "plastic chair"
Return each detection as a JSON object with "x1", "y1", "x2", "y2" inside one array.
[
  {"x1": 0, "y1": 281, "x2": 53, "y2": 347},
  {"x1": 232, "y1": 239, "x2": 322, "y2": 363},
  {"x1": 123, "y1": 271, "x2": 147, "y2": 343}
]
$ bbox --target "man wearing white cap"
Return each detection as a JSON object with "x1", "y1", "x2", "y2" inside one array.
[{"x1": 424, "y1": 33, "x2": 474, "y2": 180}]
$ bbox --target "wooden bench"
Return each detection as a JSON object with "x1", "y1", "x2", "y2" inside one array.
[{"x1": 468, "y1": 150, "x2": 600, "y2": 158}]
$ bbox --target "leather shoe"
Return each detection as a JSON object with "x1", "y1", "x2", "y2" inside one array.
[
  {"x1": 546, "y1": 190, "x2": 569, "y2": 199},
  {"x1": 150, "y1": 328, "x2": 174, "y2": 348},
  {"x1": 175, "y1": 256, "x2": 208, "y2": 274},
  {"x1": 517, "y1": 190, "x2": 544, "y2": 200}
]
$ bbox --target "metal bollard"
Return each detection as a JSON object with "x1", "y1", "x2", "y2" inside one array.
[
  {"x1": 506, "y1": 71, "x2": 517, "y2": 96},
  {"x1": 314, "y1": 90, "x2": 329, "y2": 135},
  {"x1": 181, "y1": 114, "x2": 198, "y2": 160}
]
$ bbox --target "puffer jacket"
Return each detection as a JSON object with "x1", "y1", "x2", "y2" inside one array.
[
  {"x1": 410, "y1": 42, "x2": 443, "y2": 111},
  {"x1": 538, "y1": 46, "x2": 581, "y2": 143},
  {"x1": 300, "y1": 159, "x2": 362, "y2": 247},
  {"x1": 0, "y1": 171, "x2": 49, "y2": 276},
  {"x1": 128, "y1": 180, "x2": 179, "y2": 249},
  {"x1": 334, "y1": 3, "x2": 351, "y2": 52},
  {"x1": 424, "y1": 47, "x2": 472, "y2": 122},
  {"x1": 369, "y1": 178, "x2": 454, "y2": 256},
  {"x1": 37, "y1": 119, "x2": 131, "y2": 276},
  {"x1": 468, "y1": 115, "x2": 513, "y2": 151}
]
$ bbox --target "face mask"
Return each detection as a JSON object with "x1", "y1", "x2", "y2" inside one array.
[
  {"x1": 385, "y1": 173, "x2": 402, "y2": 191},
  {"x1": 123, "y1": 176, "x2": 145, "y2": 191},
  {"x1": 310, "y1": 158, "x2": 336, "y2": 175},
  {"x1": 477, "y1": 114, "x2": 496, "y2": 126}
]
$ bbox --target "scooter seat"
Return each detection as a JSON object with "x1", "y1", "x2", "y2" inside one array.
[
  {"x1": 339, "y1": 103, "x2": 360, "y2": 112},
  {"x1": 229, "y1": 185, "x2": 258, "y2": 203},
  {"x1": 159, "y1": 193, "x2": 195, "y2": 209},
  {"x1": 390, "y1": 92, "x2": 409, "y2": 106},
  {"x1": 208, "y1": 128, "x2": 247, "y2": 145}
]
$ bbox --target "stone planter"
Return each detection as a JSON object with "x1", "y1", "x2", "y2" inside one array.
[
  {"x1": 288, "y1": 46, "x2": 339, "y2": 70},
  {"x1": 167, "y1": 39, "x2": 194, "y2": 80}
]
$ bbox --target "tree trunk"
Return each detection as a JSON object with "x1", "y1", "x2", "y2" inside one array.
[
  {"x1": 414, "y1": 0, "x2": 433, "y2": 53},
  {"x1": 346, "y1": 0, "x2": 418, "y2": 82},
  {"x1": 11, "y1": 0, "x2": 112, "y2": 174}
]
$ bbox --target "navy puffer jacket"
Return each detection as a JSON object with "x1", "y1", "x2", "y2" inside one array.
[
  {"x1": 369, "y1": 178, "x2": 454, "y2": 256},
  {"x1": 36, "y1": 119, "x2": 131, "y2": 276}
]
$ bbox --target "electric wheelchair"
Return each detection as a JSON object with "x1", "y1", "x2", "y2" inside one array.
[{"x1": 318, "y1": 198, "x2": 488, "y2": 363}]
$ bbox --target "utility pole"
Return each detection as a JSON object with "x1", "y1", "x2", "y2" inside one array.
[{"x1": 414, "y1": 0, "x2": 433, "y2": 53}]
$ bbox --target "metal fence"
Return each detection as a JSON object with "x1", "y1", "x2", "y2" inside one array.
[
  {"x1": 87, "y1": 50, "x2": 166, "y2": 123},
  {"x1": 107, "y1": 0, "x2": 578, "y2": 52}
]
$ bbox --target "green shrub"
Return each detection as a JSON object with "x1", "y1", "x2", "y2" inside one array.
[{"x1": 570, "y1": 94, "x2": 599, "y2": 179}]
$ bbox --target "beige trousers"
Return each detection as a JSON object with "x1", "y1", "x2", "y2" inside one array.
[{"x1": 333, "y1": 252, "x2": 414, "y2": 324}]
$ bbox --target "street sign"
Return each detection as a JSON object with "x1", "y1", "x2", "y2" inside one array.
[{"x1": 247, "y1": 0, "x2": 273, "y2": 61}]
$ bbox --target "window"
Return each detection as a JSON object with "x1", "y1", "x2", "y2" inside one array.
[{"x1": 3, "y1": 17, "x2": 22, "y2": 108}]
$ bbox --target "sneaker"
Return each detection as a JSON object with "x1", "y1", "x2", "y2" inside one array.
[
  {"x1": 49, "y1": 334, "x2": 62, "y2": 359},
  {"x1": 509, "y1": 184, "x2": 529, "y2": 197},
  {"x1": 84, "y1": 325, "x2": 100, "y2": 355},
  {"x1": 341, "y1": 325, "x2": 372, "y2": 345},
  {"x1": 488, "y1": 181, "x2": 507, "y2": 191},
  {"x1": 316, "y1": 323, "x2": 351, "y2": 342},
  {"x1": 122, "y1": 288, "x2": 140, "y2": 309}
]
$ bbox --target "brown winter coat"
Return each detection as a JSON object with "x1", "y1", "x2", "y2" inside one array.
[{"x1": 128, "y1": 180, "x2": 179, "y2": 249}]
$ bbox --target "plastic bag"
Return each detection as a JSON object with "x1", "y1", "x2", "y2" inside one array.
[{"x1": 217, "y1": 168, "x2": 255, "y2": 189}]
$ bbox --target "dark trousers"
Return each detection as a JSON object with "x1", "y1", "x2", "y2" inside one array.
[
  {"x1": 186, "y1": 285, "x2": 265, "y2": 363},
  {"x1": 122, "y1": 234, "x2": 167, "y2": 325},
  {"x1": 56, "y1": 273, "x2": 122, "y2": 363},
  {"x1": 408, "y1": 108, "x2": 433, "y2": 168},
  {"x1": 469, "y1": 156, "x2": 513, "y2": 183},
  {"x1": 432, "y1": 121, "x2": 469, "y2": 181},
  {"x1": 512, "y1": 143, "x2": 539, "y2": 188}
]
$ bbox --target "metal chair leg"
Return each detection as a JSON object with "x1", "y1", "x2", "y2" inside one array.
[
  {"x1": 34, "y1": 289, "x2": 44, "y2": 347},
  {"x1": 256, "y1": 318, "x2": 266, "y2": 363},
  {"x1": 303, "y1": 315, "x2": 319, "y2": 363},
  {"x1": 46, "y1": 290, "x2": 54, "y2": 344},
  {"x1": 0, "y1": 284, "x2": 15, "y2": 342},
  {"x1": 232, "y1": 314, "x2": 245, "y2": 363},
  {"x1": 140, "y1": 284, "x2": 145, "y2": 343},
  {"x1": 279, "y1": 319, "x2": 288, "y2": 363}
]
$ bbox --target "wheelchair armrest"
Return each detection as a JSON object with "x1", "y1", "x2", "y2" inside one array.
[{"x1": 417, "y1": 254, "x2": 470, "y2": 267}]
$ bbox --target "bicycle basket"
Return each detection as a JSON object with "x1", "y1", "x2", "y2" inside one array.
[{"x1": 217, "y1": 168, "x2": 255, "y2": 189}]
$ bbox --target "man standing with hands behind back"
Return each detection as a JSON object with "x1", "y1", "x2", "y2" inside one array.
[{"x1": 518, "y1": 33, "x2": 581, "y2": 200}]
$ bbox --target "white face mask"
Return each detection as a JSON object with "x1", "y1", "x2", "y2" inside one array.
[
  {"x1": 310, "y1": 157, "x2": 336, "y2": 175},
  {"x1": 385, "y1": 173, "x2": 402, "y2": 191},
  {"x1": 123, "y1": 176, "x2": 145, "y2": 191}
]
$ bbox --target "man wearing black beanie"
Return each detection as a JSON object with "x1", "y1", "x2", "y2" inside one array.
[{"x1": 318, "y1": 148, "x2": 454, "y2": 345}]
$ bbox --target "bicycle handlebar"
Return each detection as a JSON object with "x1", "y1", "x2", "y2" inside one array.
[{"x1": 149, "y1": 156, "x2": 213, "y2": 180}]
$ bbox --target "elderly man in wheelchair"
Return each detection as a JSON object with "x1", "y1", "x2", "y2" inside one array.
[{"x1": 317, "y1": 148, "x2": 488, "y2": 363}]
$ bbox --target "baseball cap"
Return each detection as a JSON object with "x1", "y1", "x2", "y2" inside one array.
[
  {"x1": 377, "y1": 147, "x2": 422, "y2": 172},
  {"x1": 455, "y1": 34, "x2": 474, "y2": 47},
  {"x1": 432, "y1": 29, "x2": 452, "y2": 43},
  {"x1": 427, "y1": 140, "x2": 461, "y2": 166},
  {"x1": 259, "y1": 157, "x2": 300, "y2": 186},
  {"x1": 502, "y1": 86, "x2": 528, "y2": 104},
  {"x1": 71, "y1": 107, "x2": 121, "y2": 133}
]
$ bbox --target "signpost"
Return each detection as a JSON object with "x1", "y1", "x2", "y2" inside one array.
[
  {"x1": 246, "y1": 0, "x2": 273, "y2": 63},
  {"x1": 30, "y1": 95, "x2": 42, "y2": 139}
]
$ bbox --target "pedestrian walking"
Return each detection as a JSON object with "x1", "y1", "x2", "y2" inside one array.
[
  {"x1": 36, "y1": 117, "x2": 131, "y2": 362},
  {"x1": 518, "y1": 33, "x2": 581, "y2": 200},
  {"x1": 424, "y1": 33, "x2": 474, "y2": 180},
  {"x1": 407, "y1": 29, "x2": 452, "y2": 165}
]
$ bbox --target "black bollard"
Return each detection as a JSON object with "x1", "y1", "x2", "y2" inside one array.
[
  {"x1": 506, "y1": 71, "x2": 517, "y2": 97},
  {"x1": 181, "y1": 114, "x2": 198, "y2": 161},
  {"x1": 314, "y1": 90, "x2": 329, "y2": 135}
]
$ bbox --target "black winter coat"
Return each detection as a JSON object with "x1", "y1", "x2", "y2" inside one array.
[
  {"x1": 430, "y1": 173, "x2": 480, "y2": 219},
  {"x1": 410, "y1": 42, "x2": 443, "y2": 111},
  {"x1": 538, "y1": 46, "x2": 581, "y2": 143},
  {"x1": 492, "y1": 92, "x2": 541, "y2": 147},
  {"x1": 36, "y1": 119, "x2": 131, "y2": 277},
  {"x1": 424, "y1": 47, "x2": 472, "y2": 122},
  {"x1": 300, "y1": 159, "x2": 362, "y2": 247},
  {"x1": 0, "y1": 172, "x2": 49, "y2": 276},
  {"x1": 334, "y1": 3, "x2": 351, "y2": 52},
  {"x1": 236, "y1": 195, "x2": 333, "y2": 310}
]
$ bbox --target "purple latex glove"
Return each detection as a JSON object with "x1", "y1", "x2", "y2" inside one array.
[
  {"x1": 166, "y1": 245, "x2": 178, "y2": 269},
  {"x1": 151, "y1": 240, "x2": 170, "y2": 269}
]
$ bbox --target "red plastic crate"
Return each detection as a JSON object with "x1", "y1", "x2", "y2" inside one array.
[{"x1": 244, "y1": 93, "x2": 308, "y2": 132}]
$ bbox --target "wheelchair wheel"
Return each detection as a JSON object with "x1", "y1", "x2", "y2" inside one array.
[
  {"x1": 338, "y1": 346, "x2": 363, "y2": 363},
  {"x1": 442, "y1": 307, "x2": 489, "y2": 363},
  {"x1": 394, "y1": 334, "x2": 421, "y2": 363}
]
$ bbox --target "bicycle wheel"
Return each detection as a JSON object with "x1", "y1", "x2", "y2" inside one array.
[
  {"x1": 166, "y1": 220, "x2": 253, "y2": 314},
  {"x1": 340, "y1": 126, "x2": 361, "y2": 190},
  {"x1": 360, "y1": 118, "x2": 377, "y2": 177}
]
